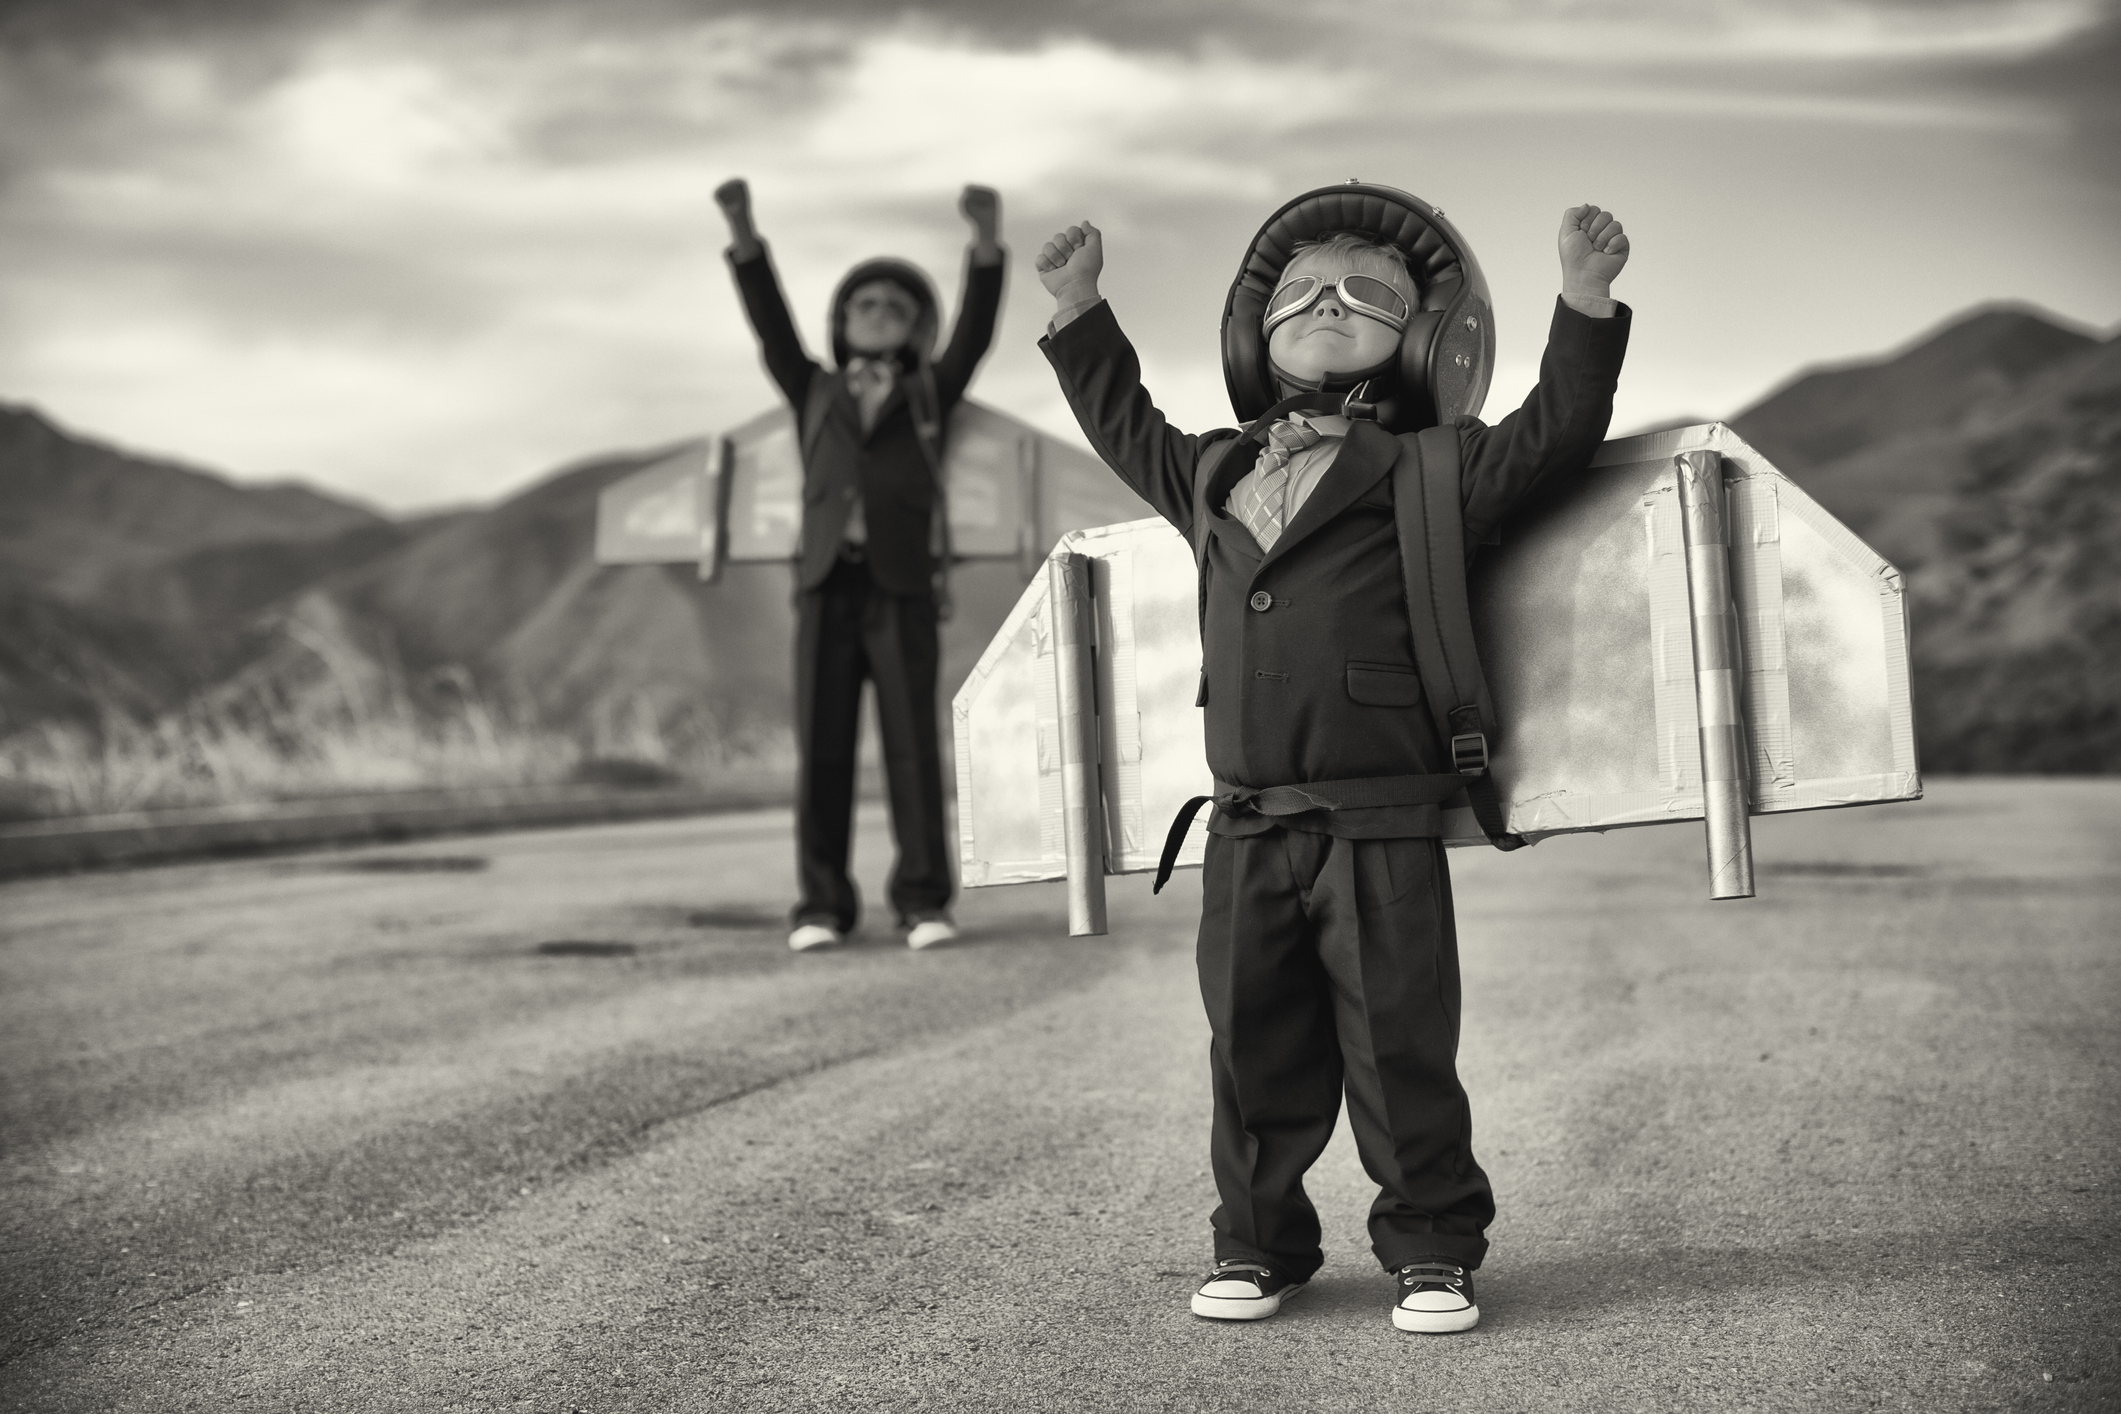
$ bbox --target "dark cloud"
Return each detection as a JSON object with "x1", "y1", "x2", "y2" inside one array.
[
  {"x1": 0, "y1": 0, "x2": 2111, "y2": 509},
  {"x1": 0, "y1": 0, "x2": 1287, "y2": 53},
  {"x1": 2, "y1": 217, "x2": 505, "y2": 342},
  {"x1": 1967, "y1": 5, "x2": 2121, "y2": 181}
]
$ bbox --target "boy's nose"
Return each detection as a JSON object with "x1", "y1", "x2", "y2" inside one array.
[{"x1": 1311, "y1": 296, "x2": 1346, "y2": 318}]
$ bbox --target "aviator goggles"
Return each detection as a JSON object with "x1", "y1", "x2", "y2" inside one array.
[
  {"x1": 1262, "y1": 273, "x2": 1411, "y2": 334},
  {"x1": 847, "y1": 290, "x2": 918, "y2": 321}
]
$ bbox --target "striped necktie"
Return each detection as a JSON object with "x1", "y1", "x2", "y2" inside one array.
[{"x1": 1229, "y1": 418, "x2": 1323, "y2": 552}]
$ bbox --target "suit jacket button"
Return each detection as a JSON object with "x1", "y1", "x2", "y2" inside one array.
[{"x1": 1249, "y1": 590, "x2": 1273, "y2": 612}]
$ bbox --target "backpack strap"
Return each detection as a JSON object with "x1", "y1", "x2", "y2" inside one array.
[
  {"x1": 905, "y1": 363, "x2": 954, "y2": 617},
  {"x1": 1394, "y1": 425, "x2": 1525, "y2": 850},
  {"x1": 798, "y1": 365, "x2": 838, "y2": 467}
]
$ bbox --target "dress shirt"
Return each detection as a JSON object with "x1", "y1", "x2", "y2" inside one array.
[
  {"x1": 1222, "y1": 412, "x2": 1351, "y2": 550},
  {"x1": 839, "y1": 357, "x2": 898, "y2": 546}
]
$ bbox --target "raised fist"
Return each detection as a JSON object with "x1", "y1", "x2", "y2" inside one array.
[
  {"x1": 960, "y1": 184, "x2": 1000, "y2": 237},
  {"x1": 715, "y1": 178, "x2": 751, "y2": 223},
  {"x1": 1035, "y1": 222, "x2": 1103, "y2": 297},
  {"x1": 1558, "y1": 204, "x2": 1629, "y2": 292},
  {"x1": 717, "y1": 177, "x2": 762, "y2": 258}
]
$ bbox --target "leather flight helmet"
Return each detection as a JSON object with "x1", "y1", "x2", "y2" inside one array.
[
  {"x1": 1221, "y1": 180, "x2": 1495, "y2": 434},
  {"x1": 829, "y1": 258, "x2": 941, "y2": 371}
]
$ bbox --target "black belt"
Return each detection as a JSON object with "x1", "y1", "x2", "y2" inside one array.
[{"x1": 1152, "y1": 774, "x2": 1471, "y2": 893}]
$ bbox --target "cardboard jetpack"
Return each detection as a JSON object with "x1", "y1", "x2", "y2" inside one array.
[
  {"x1": 952, "y1": 423, "x2": 1922, "y2": 934},
  {"x1": 593, "y1": 398, "x2": 1145, "y2": 582}
]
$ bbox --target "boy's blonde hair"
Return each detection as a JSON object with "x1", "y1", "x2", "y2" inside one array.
[{"x1": 1284, "y1": 232, "x2": 1421, "y2": 308}]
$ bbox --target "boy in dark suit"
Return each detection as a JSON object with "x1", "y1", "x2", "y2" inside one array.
[
  {"x1": 716, "y1": 179, "x2": 1005, "y2": 953},
  {"x1": 1035, "y1": 189, "x2": 1630, "y2": 1332}
]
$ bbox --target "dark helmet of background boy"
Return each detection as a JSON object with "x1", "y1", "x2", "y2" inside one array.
[
  {"x1": 828, "y1": 259, "x2": 941, "y2": 370},
  {"x1": 1220, "y1": 181, "x2": 1496, "y2": 434}
]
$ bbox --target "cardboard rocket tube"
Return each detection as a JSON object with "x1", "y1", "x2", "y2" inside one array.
[
  {"x1": 1047, "y1": 552, "x2": 1109, "y2": 936},
  {"x1": 1676, "y1": 450, "x2": 1756, "y2": 900}
]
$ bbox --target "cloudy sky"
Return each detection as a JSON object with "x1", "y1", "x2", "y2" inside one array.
[{"x1": 2, "y1": 0, "x2": 2115, "y2": 512}]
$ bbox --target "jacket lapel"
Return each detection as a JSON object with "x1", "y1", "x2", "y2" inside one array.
[
  {"x1": 1207, "y1": 511, "x2": 1266, "y2": 566},
  {"x1": 1254, "y1": 419, "x2": 1400, "y2": 572},
  {"x1": 820, "y1": 372, "x2": 863, "y2": 443},
  {"x1": 1197, "y1": 433, "x2": 1269, "y2": 561}
]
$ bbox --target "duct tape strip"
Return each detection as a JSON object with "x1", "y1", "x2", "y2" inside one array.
[
  {"x1": 1726, "y1": 473, "x2": 1794, "y2": 796},
  {"x1": 952, "y1": 696, "x2": 980, "y2": 880},
  {"x1": 1881, "y1": 581, "x2": 1917, "y2": 778},
  {"x1": 1644, "y1": 475, "x2": 1703, "y2": 805},
  {"x1": 1094, "y1": 549, "x2": 1145, "y2": 867},
  {"x1": 1591, "y1": 421, "x2": 1721, "y2": 468},
  {"x1": 1031, "y1": 584, "x2": 1067, "y2": 873},
  {"x1": 1767, "y1": 770, "x2": 1923, "y2": 810}
]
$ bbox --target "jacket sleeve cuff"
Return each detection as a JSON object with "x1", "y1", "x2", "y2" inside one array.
[
  {"x1": 1546, "y1": 294, "x2": 1633, "y2": 359},
  {"x1": 1038, "y1": 298, "x2": 1125, "y2": 367}
]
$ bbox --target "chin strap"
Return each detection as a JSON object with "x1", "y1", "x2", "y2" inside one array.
[
  {"x1": 1339, "y1": 378, "x2": 1383, "y2": 422},
  {"x1": 1268, "y1": 354, "x2": 1395, "y2": 422}
]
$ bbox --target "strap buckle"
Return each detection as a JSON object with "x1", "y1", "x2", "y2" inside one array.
[{"x1": 1450, "y1": 731, "x2": 1489, "y2": 776}]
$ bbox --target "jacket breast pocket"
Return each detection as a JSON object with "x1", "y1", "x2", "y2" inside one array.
[{"x1": 1346, "y1": 661, "x2": 1424, "y2": 708}]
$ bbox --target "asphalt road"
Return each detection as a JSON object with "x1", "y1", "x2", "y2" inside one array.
[{"x1": 2, "y1": 779, "x2": 2115, "y2": 1413}]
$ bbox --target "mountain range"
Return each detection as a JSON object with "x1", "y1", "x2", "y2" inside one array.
[
  {"x1": 1728, "y1": 306, "x2": 2117, "y2": 772},
  {"x1": 0, "y1": 299, "x2": 2114, "y2": 817}
]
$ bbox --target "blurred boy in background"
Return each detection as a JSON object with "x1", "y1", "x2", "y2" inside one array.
[{"x1": 717, "y1": 179, "x2": 1005, "y2": 953}]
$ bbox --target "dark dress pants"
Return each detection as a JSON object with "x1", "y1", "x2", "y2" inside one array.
[
  {"x1": 1198, "y1": 827, "x2": 1495, "y2": 1281},
  {"x1": 793, "y1": 555, "x2": 954, "y2": 932}
]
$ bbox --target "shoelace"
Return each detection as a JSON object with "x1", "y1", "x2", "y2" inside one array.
[
  {"x1": 1211, "y1": 1261, "x2": 1274, "y2": 1278},
  {"x1": 1398, "y1": 1262, "x2": 1465, "y2": 1287}
]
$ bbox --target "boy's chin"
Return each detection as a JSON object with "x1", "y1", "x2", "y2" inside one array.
[{"x1": 1268, "y1": 342, "x2": 1397, "y2": 387}]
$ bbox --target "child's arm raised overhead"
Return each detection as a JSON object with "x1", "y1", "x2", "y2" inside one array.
[
  {"x1": 1036, "y1": 222, "x2": 1230, "y2": 537},
  {"x1": 717, "y1": 177, "x2": 822, "y2": 408},
  {"x1": 1458, "y1": 204, "x2": 1634, "y2": 545},
  {"x1": 932, "y1": 184, "x2": 1007, "y2": 409}
]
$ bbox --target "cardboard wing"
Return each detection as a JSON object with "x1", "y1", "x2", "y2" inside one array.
[
  {"x1": 593, "y1": 441, "x2": 714, "y2": 566},
  {"x1": 952, "y1": 423, "x2": 1921, "y2": 929},
  {"x1": 593, "y1": 399, "x2": 1142, "y2": 580}
]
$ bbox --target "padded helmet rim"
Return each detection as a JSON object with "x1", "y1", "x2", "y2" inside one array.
[
  {"x1": 830, "y1": 258, "x2": 941, "y2": 368},
  {"x1": 1221, "y1": 182, "x2": 1495, "y2": 431}
]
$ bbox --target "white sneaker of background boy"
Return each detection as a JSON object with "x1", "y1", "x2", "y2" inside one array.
[
  {"x1": 787, "y1": 919, "x2": 846, "y2": 952},
  {"x1": 904, "y1": 913, "x2": 958, "y2": 950}
]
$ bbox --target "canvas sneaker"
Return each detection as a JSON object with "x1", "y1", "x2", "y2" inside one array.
[
  {"x1": 1190, "y1": 1260, "x2": 1304, "y2": 1321},
  {"x1": 787, "y1": 922, "x2": 845, "y2": 952},
  {"x1": 1391, "y1": 1259, "x2": 1478, "y2": 1333},
  {"x1": 905, "y1": 916, "x2": 958, "y2": 950}
]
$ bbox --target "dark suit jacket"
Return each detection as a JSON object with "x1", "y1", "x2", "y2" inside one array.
[
  {"x1": 731, "y1": 247, "x2": 1004, "y2": 596},
  {"x1": 1040, "y1": 297, "x2": 1630, "y2": 833}
]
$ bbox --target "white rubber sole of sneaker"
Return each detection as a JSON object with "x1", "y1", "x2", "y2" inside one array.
[
  {"x1": 1191, "y1": 1282, "x2": 1304, "y2": 1321},
  {"x1": 905, "y1": 920, "x2": 957, "y2": 950},
  {"x1": 787, "y1": 925, "x2": 844, "y2": 952},
  {"x1": 1392, "y1": 1302, "x2": 1479, "y2": 1334}
]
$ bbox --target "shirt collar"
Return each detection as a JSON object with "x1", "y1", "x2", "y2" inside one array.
[{"x1": 1287, "y1": 411, "x2": 1351, "y2": 439}]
